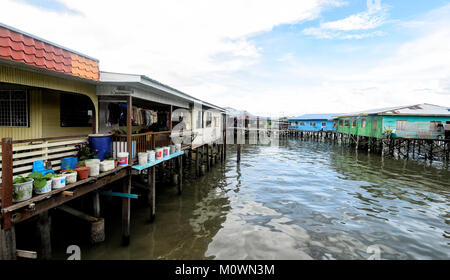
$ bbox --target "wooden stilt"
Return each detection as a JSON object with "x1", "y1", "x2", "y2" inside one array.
[
  {"x1": 122, "y1": 175, "x2": 131, "y2": 246},
  {"x1": 195, "y1": 148, "x2": 200, "y2": 177},
  {"x1": 237, "y1": 143, "x2": 241, "y2": 163},
  {"x1": 178, "y1": 156, "x2": 183, "y2": 195},
  {"x1": 0, "y1": 226, "x2": 16, "y2": 260},
  {"x1": 147, "y1": 166, "x2": 156, "y2": 222},
  {"x1": 93, "y1": 192, "x2": 101, "y2": 218},
  {"x1": 37, "y1": 211, "x2": 52, "y2": 259}
]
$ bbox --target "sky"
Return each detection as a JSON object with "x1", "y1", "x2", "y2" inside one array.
[{"x1": 1, "y1": 0, "x2": 450, "y2": 117}]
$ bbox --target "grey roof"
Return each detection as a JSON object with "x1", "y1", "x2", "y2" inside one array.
[
  {"x1": 289, "y1": 113, "x2": 341, "y2": 121},
  {"x1": 100, "y1": 71, "x2": 225, "y2": 112},
  {"x1": 335, "y1": 103, "x2": 450, "y2": 117}
]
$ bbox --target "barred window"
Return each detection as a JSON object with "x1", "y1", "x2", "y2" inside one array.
[
  {"x1": 361, "y1": 119, "x2": 367, "y2": 128},
  {"x1": 396, "y1": 120, "x2": 408, "y2": 130},
  {"x1": 310, "y1": 122, "x2": 316, "y2": 127},
  {"x1": 0, "y1": 90, "x2": 29, "y2": 127},
  {"x1": 321, "y1": 122, "x2": 327, "y2": 127},
  {"x1": 300, "y1": 122, "x2": 305, "y2": 126}
]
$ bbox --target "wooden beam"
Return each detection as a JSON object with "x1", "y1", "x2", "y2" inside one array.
[
  {"x1": 1, "y1": 138, "x2": 13, "y2": 230},
  {"x1": 16, "y1": 249, "x2": 37, "y2": 259},
  {"x1": 37, "y1": 211, "x2": 51, "y2": 260},
  {"x1": 148, "y1": 166, "x2": 156, "y2": 222},
  {"x1": 122, "y1": 175, "x2": 131, "y2": 246},
  {"x1": 127, "y1": 95, "x2": 133, "y2": 165}
]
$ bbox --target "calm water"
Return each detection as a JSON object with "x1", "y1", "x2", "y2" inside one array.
[{"x1": 54, "y1": 138, "x2": 450, "y2": 260}]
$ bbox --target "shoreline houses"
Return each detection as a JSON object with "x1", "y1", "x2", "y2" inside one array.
[
  {"x1": 334, "y1": 104, "x2": 450, "y2": 139},
  {"x1": 0, "y1": 23, "x2": 227, "y2": 259},
  {"x1": 288, "y1": 114, "x2": 340, "y2": 132}
]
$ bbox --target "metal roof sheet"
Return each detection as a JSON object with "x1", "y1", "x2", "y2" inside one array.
[
  {"x1": 289, "y1": 113, "x2": 341, "y2": 121},
  {"x1": 335, "y1": 103, "x2": 450, "y2": 117}
]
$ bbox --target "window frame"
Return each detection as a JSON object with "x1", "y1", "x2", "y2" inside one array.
[{"x1": 0, "y1": 89, "x2": 30, "y2": 127}]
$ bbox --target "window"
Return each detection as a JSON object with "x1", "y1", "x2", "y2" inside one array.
[
  {"x1": 373, "y1": 119, "x2": 377, "y2": 131},
  {"x1": 300, "y1": 122, "x2": 305, "y2": 126},
  {"x1": 310, "y1": 122, "x2": 316, "y2": 127},
  {"x1": 60, "y1": 93, "x2": 94, "y2": 127},
  {"x1": 205, "y1": 112, "x2": 212, "y2": 127},
  {"x1": 339, "y1": 120, "x2": 343, "y2": 126},
  {"x1": 396, "y1": 120, "x2": 408, "y2": 131},
  {"x1": 0, "y1": 90, "x2": 29, "y2": 127},
  {"x1": 361, "y1": 119, "x2": 366, "y2": 128},
  {"x1": 321, "y1": 122, "x2": 327, "y2": 127},
  {"x1": 430, "y1": 121, "x2": 442, "y2": 131},
  {"x1": 344, "y1": 120, "x2": 349, "y2": 127},
  {"x1": 352, "y1": 120, "x2": 357, "y2": 127},
  {"x1": 290, "y1": 122, "x2": 296, "y2": 126},
  {"x1": 333, "y1": 121, "x2": 337, "y2": 127}
]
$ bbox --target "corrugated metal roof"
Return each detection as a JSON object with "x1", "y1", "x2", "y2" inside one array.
[
  {"x1": 0, "y1": 23, "x2": 99, "y2": 81},
  {"x1": 289, "y1": 113, "x2": 341, "y2": 121},
  {"x1": 100, "y1": 71, "x2": 225, "y2": 112},
  {"x1": 335, "y1": 103, "x2": 450, "y2": 117}
]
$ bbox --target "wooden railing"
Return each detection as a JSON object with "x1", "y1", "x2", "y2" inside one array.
[{"x1": 0, "y1": 135, "x2": 88, "y2": 183}]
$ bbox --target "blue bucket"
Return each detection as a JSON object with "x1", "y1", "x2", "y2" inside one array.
[
  {"x1": 61, "y1": 157, "x2": 78, "y2": 170},
  {"x1": 89, "y1": 134, "x2": 112, "y2": 161}
]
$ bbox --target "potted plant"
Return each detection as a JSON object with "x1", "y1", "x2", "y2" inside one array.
[
  {"x1": 27, "y1": 172, "x2": 53, "y2": 195},
  {"x1": 12, "y1": 176, "x2": 34, "y2": 203},
  {"x1": 61, "y1": 170, "x2": 77, "y2": 184},
  {"x1": 75, "y1": 165, "x2": 90, "y2": 180},
  {"x1": 51, "y1": 173, "x2": 66, "y2": 190},
  {"x1": 75, "y1": 141, "x2": 97, "y2": 161}
]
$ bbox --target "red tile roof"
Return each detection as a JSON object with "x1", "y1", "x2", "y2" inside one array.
[{"x1": 0, "y1": 25, "x2": 98, "y2": 81}]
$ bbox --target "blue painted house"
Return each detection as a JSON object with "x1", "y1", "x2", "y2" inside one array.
[{"x1": 288, "y1": 114, "x2": 340, "y2": 131}]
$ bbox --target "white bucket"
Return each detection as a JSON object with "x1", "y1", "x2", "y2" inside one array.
[
  {"x1": 156, "y1": 148, "x2": 163, "y2": 160},
  {"x1": 35, "y1": 180, "x2": 52, "y2": 195},
  {"x1": 117, "y1": 152, "x2": 129, "y2": 166},
  {"x1": 138, "y1": 152, "x2": 148, "y2": 165},
  {"x1": 64, "y1": 172, "x2": 77, "y2": 184},
  {"x1": 175, "y1": 143, "x2": 181, "y2": 153},
  {"x1": 85, "y1": 159, "x2": 100, "y2": 166},
  {"x1": 163, "y1": 147, "x2": 170, "y2": 157},
  {"x1": 100, "y1": 160, "x2": 115, "y2": 172},
  {"x1": 86, "y1": 163, "x2": 100, "y2": 176},
  {"x1": 147, "y1": 150, "x2": 156, "y2": 162},
  {"x1": 52, "y1": 175, "x2": 67, "y2": 190},
  {"x1": 170, "y1": 145, "x2": 176, "y2": 154},
  {"x1": 13, "y1": 179, "x2": 34, "y2": 203}
]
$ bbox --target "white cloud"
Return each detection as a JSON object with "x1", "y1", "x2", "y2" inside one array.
[
  {"x1": 0, "y1": 0, "x2": 344, "y2": 106},
  {"x1": 303, "y1": 0, "x2": 389, "y2": 39}
]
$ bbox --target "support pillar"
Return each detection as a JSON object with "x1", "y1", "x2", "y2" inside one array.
[{"x1": 122, "y1": 175, "x2": 131, "y2": 246}]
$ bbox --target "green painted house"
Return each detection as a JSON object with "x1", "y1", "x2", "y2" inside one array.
[{"x1": 335, "y1": 103, "x2": 450, "y2": 139}]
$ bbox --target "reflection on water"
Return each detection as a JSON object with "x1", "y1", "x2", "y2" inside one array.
[{"x1": 56, "y1": 138, "x2": 450, "y2": 260}]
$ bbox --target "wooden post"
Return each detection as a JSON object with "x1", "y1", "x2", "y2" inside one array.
[
  {"x1": 93, "y1": 192, "x2": 101, "y2": 218},
  {"x1": 147, "y1": 167, "x2": 156, "y2": 222},
  {"x1": 195, "y1": 148, "x2": 200, "y2": 177},
  {"x1": 206, "y1": 144, "x2": 210, "y2": 171},
  {"x1": 122, "y1": 174, "x2": 131, "y2": 246},
  {"x1": 169, "y1": 105, "x2": 173, "y2": 131},
  {"x1": 127, "y1": 96, "x2": 133, "y2": 165},
  {"x1": 178, "y1": 156, "x2": 183, "y2": 195},
  {"x1": 37, "y1": 211, "x2": 52, "y2": 260},
  {"x1": 1, "y1": 138, "x2": 16, "y2": 260},
  {"x1": 237, "y1": 143, "x2": 241, "y2": 163}
]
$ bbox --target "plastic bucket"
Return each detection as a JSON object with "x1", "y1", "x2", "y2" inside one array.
[
  {"x1": 155, "y1": 148, "x2": 163, "y2": 160},
  {"x1": 13, "y1": 179, "x2": 34, "y2": 203},
  {"x1": 61, "y1": 157, "x2": 78, "y2": 170},
  {"x1": 52, "y1": 176, "x2": 66, "y2": 190},
  {"x1": 86, "y1": 162, "x2": 100, "y2": 176},
  {"x1": 63, "y1": 171, "x2": 77, "y2": 184},
  {"x1": 170, "y1": 145, "x2": 176, "y2": 154},
  {"x1": 100, "y1": 160, "x2": 115, "y2": 172},
  {"x1": 35, "y1": 180, "x2": 52, "y2": 195},
  {"x1": 147, "y1": 150, "x2": 156, "y2": 162},
  {"x1": 89, "y1": 134, "x2": 112, "y2": 161},
  {"x1": 175, "y1": 144, "x2": 181, "y2": 153},
  {"x1": 163, "y1": 147, "x2": 170, "y2": 157},
  {"x1": 117, "y1": 152, "x2": 129, "y2": 166},
  {"x1": 138, "y1": 152, "x2": 148, "y2": 165}
]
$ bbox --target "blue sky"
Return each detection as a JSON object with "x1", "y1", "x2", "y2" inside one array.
[{"x1": 3, "y1": 0, "x2": 450, "y2": 116}]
